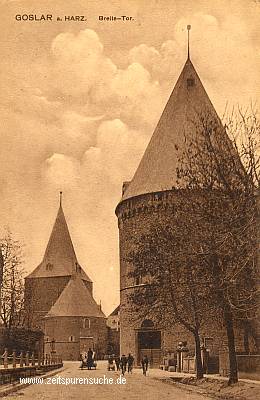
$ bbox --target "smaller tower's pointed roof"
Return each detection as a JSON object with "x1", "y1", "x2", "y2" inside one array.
[
  {"x1": 27, "y1": 203, "x2": 91, "y2": 282},
  {"x1": 45, "y1": 275, "x2": 105, "y2": 318},
  {"x1": 109, "y1": 305, "x2": 120, "y2": 317}
]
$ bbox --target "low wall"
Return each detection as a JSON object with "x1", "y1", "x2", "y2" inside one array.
[
  {"x1": 237, "y1": 355, "x2": 260, "y2": 373},
  {"x1": 0, "y1": 367, "x2": 36, "y2": 385},
  {"x1": 0, "y1": 363, "x2": 63, "y2": 385},
  {"x1": 219, "y1": 353, "x2": 260, "y2": 376},
  {"x1": 0, "y1": 350, "x2": 63, "y2": 385}
]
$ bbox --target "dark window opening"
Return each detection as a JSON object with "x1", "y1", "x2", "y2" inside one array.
[
  {"x1": 141, "y1": 319, "x2": 155, "y2": 329},
  {"x1": 187, "y1": 78, "x2": 195, "y2": 87},
  {"x1": 136, "y1": 275, "x2": 142, "y2": 285},
  {"x1": 46, "y1": 263, "x2": 53, "y2": 271}
]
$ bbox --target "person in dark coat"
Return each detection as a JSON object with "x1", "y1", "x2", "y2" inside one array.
[
  {"x1": 87, "y1": 348, "x2": 93, "y2": 370},
  {"x1": 141, "y1": 355, "x2": 149, "y2": 376},
  {"x1": 115, "y1": 355, "x2": 120, "y2": 371},
  {"x1": 120, "y1": 354, "x2": 127, "y2": 375},
  {"x1": 127, "y1": 353, "x2": 134, "y2": 373}
]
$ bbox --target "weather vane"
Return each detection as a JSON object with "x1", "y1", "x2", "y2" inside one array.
[
  {"x1": 59, "y1": 191, "x2": 63, "y2": 207},
  {"x1": 187, "y1": 25, "x2": 191, "y2": 59}
]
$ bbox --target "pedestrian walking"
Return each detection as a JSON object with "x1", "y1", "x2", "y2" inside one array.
[
  {"x1": 115, "y1": 355, "x2": 120, "y2": 371},
  {"x1": 141, "y1": 355, "x2": 149, "y2": 376},
  {"x1": 120, "y1": 354, "x2": 127, "y2": 375},
  {"x1": 127, "y1": 353, "x2": 134, "y2": 373}
]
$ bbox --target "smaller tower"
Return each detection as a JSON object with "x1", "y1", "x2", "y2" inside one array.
[
  {"x1": 25, "y1": 195, "x2": 107, "y2": 360},
  {"x1": 24, "y1": 195, "x2": 92, "y2": 329}
]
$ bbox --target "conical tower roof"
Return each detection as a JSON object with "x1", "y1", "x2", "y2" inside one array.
[
  {"x1": 121, "y1": 58, "x2": 233, "y2": 201},
  {"x1": 45, "y1": 274, "x2": 105, "y2": 318},
  {"x1": 27, "y1": 204, "x2": 92, "y2": 282}
]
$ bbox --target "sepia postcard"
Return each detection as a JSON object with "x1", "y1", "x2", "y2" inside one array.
[{"x1": 0, "y1": 0, "x2": 259, "y2": 399}]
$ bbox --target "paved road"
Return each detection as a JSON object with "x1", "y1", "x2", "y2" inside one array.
[{"x1": 6, "y1": 361, "x2": 213, "y2": 400}]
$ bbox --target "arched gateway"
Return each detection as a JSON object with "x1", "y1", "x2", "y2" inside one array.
[{"x1": 137, "y1": 320, "x2": 161, "y2": 366}]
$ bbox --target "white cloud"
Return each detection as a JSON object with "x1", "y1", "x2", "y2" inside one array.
[
  {"x1": 42, "y1": 153, "x2": 80, "y2": 188},
  {"x1": 82, "y1": 118, "x2": 148, "y2": 186},
  {"x1": 51, "y1": 29, "x2": 117, "y2": 97}
]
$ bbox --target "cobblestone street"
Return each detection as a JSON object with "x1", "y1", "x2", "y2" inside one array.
[{"x1": 6, "y1": 362, "x2": 213, "y2": 400}]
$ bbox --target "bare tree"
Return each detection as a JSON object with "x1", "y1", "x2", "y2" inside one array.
[
  {"x1": 0, "y1": 246, "x2": 3, "y2": 313},
  {"x1": 127, "y1": 208, "x2": 217, "y2": 379},
  {"x1": 175, "y1": 106, "x2": 259, "y2": 384},
  {"x1": 0, "y1": 230, "x2": 25, "y2": 331},
  {"x1": 126, "y1": 107, "x2": 259, "y2": 384}
]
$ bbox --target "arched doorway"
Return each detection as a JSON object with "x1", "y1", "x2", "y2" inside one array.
[{"x1": 136, "y1": 320, "x2": 161, "y2": 367}]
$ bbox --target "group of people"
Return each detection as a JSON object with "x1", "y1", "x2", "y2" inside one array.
[
  {"x1": 108, "y1": 353, "x2": 149, "y2": 376},
  {"x1": 116, "y1": 353, "x2": 135, "y2": 375},
  {"x1": 80, "y1": 349, "x2": 149, "y2": 375}
]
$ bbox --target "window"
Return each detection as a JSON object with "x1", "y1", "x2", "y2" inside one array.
[
  {"x1": 45, "y1": 336, "x2": 49, "y2": 342},
  {"x1": 187, "y1": 78, "x2": 195, "y2": 87},
  {"x1": 69, "y1": 336, "x2": 75, "y2": 342},
  {"x1": 46, "y1": 263, "x2": 53, "y2": 271},
  {"x1": 83, "y1": 318, "x2": 90, "y2": 329},
  {"x1": 141, "y1": 319, "x2": 154, "y2": 329}
]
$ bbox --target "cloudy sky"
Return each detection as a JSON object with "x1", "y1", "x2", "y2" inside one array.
[{"x1": 0, "y1": 0, "x2": 259, "y2": 314}]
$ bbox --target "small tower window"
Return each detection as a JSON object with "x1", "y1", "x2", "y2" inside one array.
[
  {"x1": 69, "y1": 335, "x2": 75, "y2": 342},
  {"x1": 141, "y1": 319, "x2": 154, "y2": 329},
  {"x1": 83, "y1": 318, "x2": 90, "y2": 329},
  {"x1": 187, "y1": 78, "x2": 195, "y2": 87},
  {"x1": 46, "y1": 263, "x2": 53, "y2": 271},
  {"x1": 136, "y1": 276, "x2": 142, "y2": 285}
]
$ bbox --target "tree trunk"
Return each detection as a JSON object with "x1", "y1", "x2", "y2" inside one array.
[
  {"x1": 223, "y1": 304, "x2": 238, "y2": 384},
  {"x1": 211, "y1": 254, "x2": 238, "y2": 385},
  {"x1": 243, "y1": 320, "x2": 250, "y2": 354},
  {"x1": 194, "y1": 330, "x2": 204, "y2": 379}
]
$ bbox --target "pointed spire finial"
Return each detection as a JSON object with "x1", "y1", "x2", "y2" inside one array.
[
  {"x1": 187, "y1": 25, "x2": 191, "y2": 60},
  {"x1": 59, "y1": 191, "x2": 63, "y2": 207}
]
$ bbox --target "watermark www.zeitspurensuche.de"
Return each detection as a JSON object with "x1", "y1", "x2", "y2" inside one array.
[{"x1": 20, "y1": 375, "x2": 127, "y2": 385}]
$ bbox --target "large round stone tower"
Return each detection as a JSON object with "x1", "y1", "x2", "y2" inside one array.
[{"x1": 115, "y1": 56, "x2": 249, "y2": 366}]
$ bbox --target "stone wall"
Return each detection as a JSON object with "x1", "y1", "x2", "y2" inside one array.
[
  {"x1": 24, "y1": 276, "x2": 70, "y2": 328},
  {"x1": 44, "y1": 316, "x2": 107, "y2": 360},
  {"x1": 107, "y1": 327, "x2": 120, "y2": 356},
  {"x1": 219, "y1": 353, "x2": 260, "y2": 376},
  {"x1": 116, "y1": 189, "x2": 254, "y2": 364}
]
